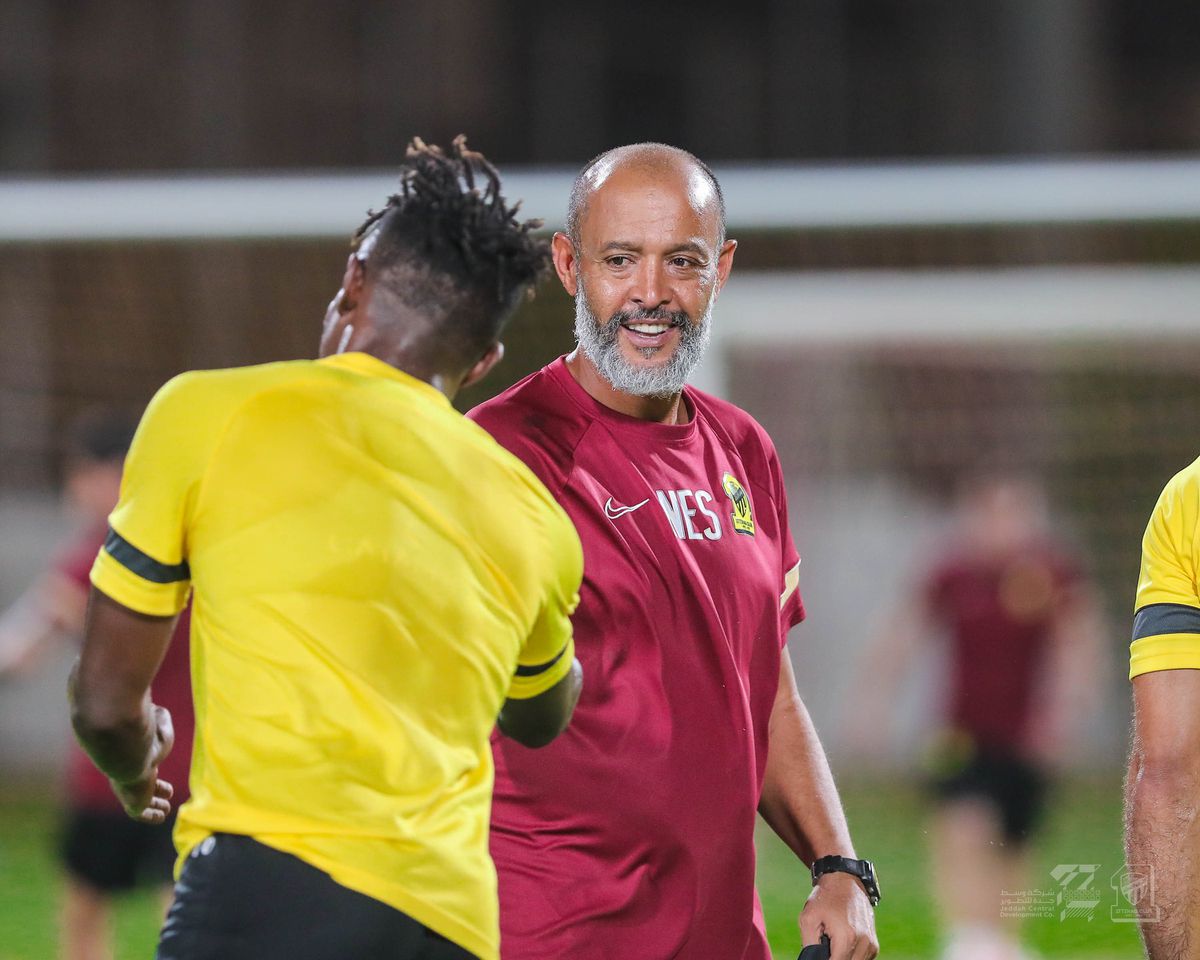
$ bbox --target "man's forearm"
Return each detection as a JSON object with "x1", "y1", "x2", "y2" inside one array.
[
  {"x1": 1125, "y1": 751, "x2": 1200, "y2": 959},
  {"x1": 68, "y1": 660, "x2": 156, "y2": 785},
  {"x1": 760, "y1": 690, "x2": 856, "y2": 864}
]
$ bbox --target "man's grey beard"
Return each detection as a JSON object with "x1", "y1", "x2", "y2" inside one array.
[{"x1": 573, "y1": 284, "x2": 713, "y2": 399}]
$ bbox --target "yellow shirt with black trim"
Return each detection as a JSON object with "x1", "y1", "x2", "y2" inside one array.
[
  {"x1": 1131, "y1": 456, "x2": 1200, "y2": 679},
  {"x1": 90, "y1": 352, "x2": 582, "y2": 960}
]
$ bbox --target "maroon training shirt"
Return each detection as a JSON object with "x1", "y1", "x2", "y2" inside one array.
[
  {"x1": 469, "y1": 358, "x2": 805, "y2": 960},
  {"x1": 57, "y1": 525, "x2": 194, "y2": 813},
  {"x1": 923, "y1": 544, "x2": 1080, "y2": 754}
]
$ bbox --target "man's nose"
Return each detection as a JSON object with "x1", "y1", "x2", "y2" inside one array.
[{"x1": 629, "y1": 259, "x2": 669, "y2": 311}]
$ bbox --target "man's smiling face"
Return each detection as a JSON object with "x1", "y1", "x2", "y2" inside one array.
[{"x1": 566, "y1": 158, "x2": 734, "y2": 398}]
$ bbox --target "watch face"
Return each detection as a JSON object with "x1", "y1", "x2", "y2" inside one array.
[{"x1": 861, "y1": 860, "x2": 881, "y2": 904}]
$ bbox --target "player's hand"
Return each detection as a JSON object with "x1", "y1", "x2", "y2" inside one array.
[
  {"x1": 113, "y1": 705, "x2": 175, "y2": 824},
  {"x1": 114, "y1": 774, "x2": 174, "y2": 824},
  {"x1": 799, "y1": 871, "x2": 878, "y2": 960}
]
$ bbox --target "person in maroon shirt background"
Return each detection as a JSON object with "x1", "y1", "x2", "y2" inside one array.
[
  {"x1": 0, "y1": 409, "x2": 193, "y2": 960},
  {"x1": 852, "y1": 476, "x2": 1104, "y2": 960},
  {"x1": 469, "y1": 143, "x2": 878, "y2": 960}
]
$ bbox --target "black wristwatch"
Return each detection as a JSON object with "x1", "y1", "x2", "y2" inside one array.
[{"x1": 811, "y1": 856, "x2": 881, "y2": 907}]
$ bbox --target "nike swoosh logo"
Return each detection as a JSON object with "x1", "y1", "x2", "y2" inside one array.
[{"x1": 604, "y1": 496, "x2": 650, "y2": 520}]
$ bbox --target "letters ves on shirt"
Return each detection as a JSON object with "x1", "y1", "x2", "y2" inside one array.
[{"x1": 618, "y1": 471, "x2": 756, "y2": 542}]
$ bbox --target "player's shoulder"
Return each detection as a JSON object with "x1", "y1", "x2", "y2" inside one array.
[
  {"x1": 467, "y1": 360, "x2": 589, "y2": 495},
  {"x1": 688, "y1": 385, "x2": 781, "y2": 475},
  {"x1": 152, "y1": 359, "x2": 317, "y2": 410},
  {"x1": 1145, "y1": 455, "x2": 1200, "y2": 554},
  {"x1": 137, "y1": 361, "x2": 324, "y2": 453},
  {"x1": 1158, "y1": 455, "x2": 1200, "y2": 506}
]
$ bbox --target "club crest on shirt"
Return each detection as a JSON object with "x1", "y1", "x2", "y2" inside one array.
[{"x1": 721, "y1": 472, "x2": 755, "y2": 536}]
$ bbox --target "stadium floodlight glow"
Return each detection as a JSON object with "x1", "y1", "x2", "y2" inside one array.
[{"x1": 3, "y1": 155, "x2": 1200, "y2": 242}]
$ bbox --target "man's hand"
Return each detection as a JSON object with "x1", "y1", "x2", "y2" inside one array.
[
  {"x1": 73, "y1": 589, "x2": 180, "y2": 820},
  {"x1": 114, "y1": 775, "x2": 174, "y2": 824},
  {"x1": 800, "y1": 872, "x2": 879, "y2": 960},
  {"x1": 112, "y1": 705, "x2": 175, "y2": 824}
]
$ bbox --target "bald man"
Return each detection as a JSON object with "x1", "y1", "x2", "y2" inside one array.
[{"x1": 468, "y1": 144, "x2": 879, "y2": 960}]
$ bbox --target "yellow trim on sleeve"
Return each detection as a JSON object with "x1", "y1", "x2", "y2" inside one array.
[
  {"x1": 90, "y1": 548, "x2": 190, "y2": 618},
  {"x1": 1129, "y1": 633, "x2": 1200, "y2": 679},
  {"x1": 506, "y1": 636, "x2": 574, "y2": 700},
  {"x1": 780, "y1": 561, "x2": 801, "y2": 610}
]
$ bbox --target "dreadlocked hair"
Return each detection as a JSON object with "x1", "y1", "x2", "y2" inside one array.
[{"x1": 352, "y1": 136, "x2": 549, "y2": 316}]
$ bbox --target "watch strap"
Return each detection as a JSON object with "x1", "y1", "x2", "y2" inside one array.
[{"x1": 811, "y1": 855, "x2": 881, "y2": 906}]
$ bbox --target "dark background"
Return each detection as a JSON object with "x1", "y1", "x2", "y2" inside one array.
[{"x1": 2, "y1": 0, "x2": 1199, "y2": 173}]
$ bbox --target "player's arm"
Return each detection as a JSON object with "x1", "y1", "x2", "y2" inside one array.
[
  {"x1": 69, "y1": 589, "x2": 177, "y2": 823},
  {"x1": 1123, "y1": 468, "x2": 1200, "y2": 958},
  {"x1": 68, "y1": 372, "x2": 207, "y2": 821},
  {"x1": 1126, "y1": 669, "x2": 1200, "y2": 959},
  {"x1": 497, "y1": 503, "x2": 584, "y2": 749},
  {"x1": 759, "y1": 651, "x2": 878, "y2": 960},
  {"x1": 497, "y1": 655, "x2": 582, "y2": 748}
]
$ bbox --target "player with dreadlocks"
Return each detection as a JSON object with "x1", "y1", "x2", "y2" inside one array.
[{"x1": 70, "y1": 137, "x2": 584, "y2": 960}]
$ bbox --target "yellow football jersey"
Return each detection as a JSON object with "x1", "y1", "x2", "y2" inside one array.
[
  {"x1": 90, "y1": 352, "x2": 582, "y2": 960},
  {"x1": 1131, "y1": 456, "x2": 1200, "y2": 679}
]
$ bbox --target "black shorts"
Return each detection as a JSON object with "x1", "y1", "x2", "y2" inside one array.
[
  {"x1": 156, "y1": 833, "x2": 478, "y2": 960},
  {"x1": 61, "y1": 807, "x2": 178, "y2": 893},
  {"x1": 929, "y1": 747, "x2": 1049, "y2": 844}
]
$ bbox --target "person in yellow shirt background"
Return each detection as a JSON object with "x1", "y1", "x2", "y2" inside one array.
[
  {"x1": 1125, "y1": 456, "x2": 1200, "y2": 960},
  {"x1": 67, "y1": 136, "x2": 584, "y2": 960}
]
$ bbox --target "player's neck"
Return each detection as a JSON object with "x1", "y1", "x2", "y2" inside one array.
[
  {"x1": 325, "y1": 310, "x2": 465, "y2": 401},
  {"x1": 334, "y1": 330, "x2": 462, "y2": 401},
  {"x1": 565, "y1": 351, "x2": 690, "y2": 426}
]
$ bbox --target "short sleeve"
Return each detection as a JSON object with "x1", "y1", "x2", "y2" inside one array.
[
  {"x1": 506, "y1": 505, "x2": 583, "y2": 701},
  {"x1": 90, "y1": 374, "x2": 210, "y2": 617},
  {"x1": 1130, "y1": 467, "x2": 1200, "y2": 679},
  {"x1": 767, "y1": 446, "x2": 805, "y2": 638}
]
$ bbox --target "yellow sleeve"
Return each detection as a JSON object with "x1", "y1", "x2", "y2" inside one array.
[
  {"x1": 90, "y1": 372, "x2": 217, "y2": 617},
  {"x1": 506, "y1": 506, "x2": 583, "y2": 701},
  {"x1": 1131, "y1": 464, "x2": 1200, "y2": 679}
]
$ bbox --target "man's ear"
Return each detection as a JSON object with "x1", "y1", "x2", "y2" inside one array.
[
  {"x1": 461, "y1": 341, "x2": 505, "y2": 390},
  {"x1": 714, "y1": 238, "x2": 737, "y2": 294},
  {"x1": 551, "y1": 232, "x2": 579, "y2": 297},
  {"x1": 318, "y1": 254, "x2": 368, "y2": 357},
  {"x1": 340, "y1": 254, "x2": 367, "y2": 314}
]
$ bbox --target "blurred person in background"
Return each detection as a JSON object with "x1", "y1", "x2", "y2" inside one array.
[
  {"x1": 0, "y1": 409, "x2": 193, "y2": 960},
  {"x1": 69, "y1": 137, "x2": 583, "y2": 960},
  {"x1": 469, "y1": 142, "x2": 879, "y2": 960},
  {"x1": 851, "y1": 476, "x2": 1103, "y2": 960},
  {"x1": 1125, "y1": 457, "x2": 1200, "y2": 959}
]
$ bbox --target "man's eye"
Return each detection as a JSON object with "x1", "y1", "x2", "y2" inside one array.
[
  {"x1": 670, "y1": 257, "x2": 695, "y2": 268},
  {"x1": 607, "y1": 256, "x2": 632, "y2": 267}
]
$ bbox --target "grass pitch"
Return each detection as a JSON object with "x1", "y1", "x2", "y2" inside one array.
[{"x1": 0, "y1": 777, "x2": 1137, "y2": 959}]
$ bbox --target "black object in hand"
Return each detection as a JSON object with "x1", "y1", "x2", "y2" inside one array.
[{"x1": 797, "y1": 934, "x2": 832, "y2": 960}]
